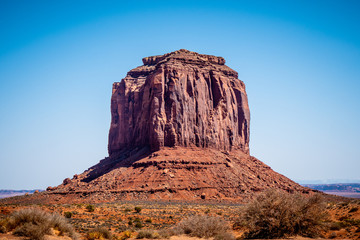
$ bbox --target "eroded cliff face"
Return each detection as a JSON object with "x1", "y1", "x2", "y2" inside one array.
[
  {"x1": 3, "y1": 50, "x2": 315, "y2": 204},
  {"x1": 108, "y1": 49, "x2": 250, "y2": 156}
]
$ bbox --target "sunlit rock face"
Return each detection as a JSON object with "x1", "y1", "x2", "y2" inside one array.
[{"x1": 108, "y1": 49, "x2": 250, "y2": 157}]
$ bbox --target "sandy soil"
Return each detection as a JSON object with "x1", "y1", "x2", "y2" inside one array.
[{"x1": 0, "y1": 199, "x2": 359, "y2": 239}]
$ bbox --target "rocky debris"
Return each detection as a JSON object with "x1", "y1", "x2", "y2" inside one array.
[
  {"x1": 46, "y1": 186, "x2": 57, "y2": 191},
  {"x1": 2, "y1": 147, "x2": 315, "y2": 204},
  {"x1": 201, "y1": 193, "x2": 206, "y2": 199},
  {"x1": 63, "y1": 178, "x2": 72, "y2": 185},
  {"x1": 108, "y1": 49, "x2": 250, "y2": 156}
]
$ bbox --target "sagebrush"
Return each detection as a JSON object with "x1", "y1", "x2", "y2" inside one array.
[
  {"x1": 136, "y1": 229, "x2": 161, "y2": 239},
  {"x1": 87, "y1": 227, "x2": 113, "y2": 240},
  {"x1": 2, "y1": 208, "x2": 77, "y2": 240},
  {"x1": 172, "y1": 215, "x2": 234, "y2": 239},
  {"x1": 238, "y1": 189, "x2": 327, "y2": 239}
]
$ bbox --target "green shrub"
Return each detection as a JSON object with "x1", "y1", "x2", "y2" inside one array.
[
  {"x1": 145, "y1": 218, "x2": 152, "y2": 223},
  {"x1": 8, "y1": 208, "x2": 77, "y2": 240},
  {"x1": 86, "y1": 227, "x2": 112, "y2": 240},
  {"x1": 86, "y1": 205, "x2": 95, "y2": 212},
  {"x1": 239, "y1": 189, "x2": 327, "y2": 239},
  {"x1": 64, "y1": 211, "x2": 73, "y2": 218},
  {"x1": 172, "y1": 215, "x2": 233, "y2": 239},
  {"x1": 134, "y1": 207, "x2": 142, "y2": 213}
]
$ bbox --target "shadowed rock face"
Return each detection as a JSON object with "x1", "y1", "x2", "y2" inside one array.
[{"x1": 108, "y1": 49, "x2": 250, "y2": 156}]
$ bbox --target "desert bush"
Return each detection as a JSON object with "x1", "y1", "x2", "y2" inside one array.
[
  {"x1": 0, "y1": 224, "x2": 6, "y2": 233},
  {"x1": 64, "y1": 211, "x2": 73, "y2": 218},
  {"x1": 117, "y1": 224, "x2": 127, "y2": 232},
  {"x1": 329, "y1": 232, "x2": 337, "y2": 239},
  {"x1": 0, "y1": 218, "x2": 11, "y2": 233},
  {"x1": 87, "y1": 227, "x2": 112, "y2": 240},
  {"x1": 8, "y1": 208, "x2": 77, "y2": 240},
  {"x1": 145, "y1": 218, "x2": 152, "y2": 223},
  {"x1": 172, "y1": 215, "x2": 234, "y2": 239},
  {"x1": 238, "y1": 189, "x2": 327, "y2": 239},
  {"x1": 134, "y1": 207, "x2": 142, "y2": 213},
  {"x1": 136, "y1": 229, "x2": 160, "y2": 239},
  {"x1": 13, "y1": 222, "x2": 48, "y2": 240},
  {"x1": 344, "y1": 218, "x2": 360, "y2": 227},
  {"x1": 329, "y1": 222, "x2": 342, "y2": 230},
  {"x1": 349, "y1": 207, "x2": 359, "y2": 213},
  {"x1": 120, "y1": 230, "x2": 132, "y2": 240},
  {"x1": 86, "y1": 204, "x2": 95, "y2": 212},
  {"x1": 135, "y1": 222, "x2": 143, "y2": 228}
]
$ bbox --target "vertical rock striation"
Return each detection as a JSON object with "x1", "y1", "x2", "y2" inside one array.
[{"x1": 108, "y1": 49, "x2": 250, "y2": 156}]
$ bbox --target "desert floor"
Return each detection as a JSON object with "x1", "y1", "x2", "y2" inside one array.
[{"x1": 0, "y1": 199, "x2": 359, "y2": 239}]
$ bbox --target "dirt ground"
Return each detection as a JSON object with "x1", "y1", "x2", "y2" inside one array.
[{"x1": 0, "y1": 199, "x2": 359, "y2": 239}]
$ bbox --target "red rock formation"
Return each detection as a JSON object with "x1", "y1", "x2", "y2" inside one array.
[
  {"x1": 108, "y1": 49, "x2": 250, "y2": 156},
  {"x1": 0, "y1": 50, "x2": 316, "y2": 205},
  {"x1": 1, "y1": 147, "x2": 315, "y2": 205}
]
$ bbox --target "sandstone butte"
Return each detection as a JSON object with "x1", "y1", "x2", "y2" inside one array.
[{"x1": 1, "y1": 49, "x2": 316, "y2": 204}]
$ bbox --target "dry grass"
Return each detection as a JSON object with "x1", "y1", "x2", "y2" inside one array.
[
  {"x1": 136, "y1": 229, "x2": 161, "y2": 239},
  {"x1": 119, "y1": 230, "x2": 132, "y2": 240},
  {"x1": 1, "y1": 199, "x2": 358, "y2": 239},
  {"x1": 238, "y1": 189, "x2": 328, "y2": 239},
  {"x1": 171, "y1": 215, "x2": 234, "y2": 239},
  {"x1": 86, "y1": 226, "x2": 113, "y2": 239},
  {"x1": 1, "y1": 208, "x2": 77, "y2": 240}
]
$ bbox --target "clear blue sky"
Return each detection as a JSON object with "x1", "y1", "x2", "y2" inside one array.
[{"x1": 1, "y1": 0, "x2": 359, "y2": 189}]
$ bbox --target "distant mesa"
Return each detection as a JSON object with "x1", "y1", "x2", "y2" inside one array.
[{"x1": 0, "y1": 49, "x2": 315, "y2": 204}]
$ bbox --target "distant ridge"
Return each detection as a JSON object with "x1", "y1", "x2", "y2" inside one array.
[
  {"x1": 0, "y1": 189, "x2": 43, "y2": 199},
  {"x1": 297, "y1": 179, "x2": 360, "y2": 184},
  {"x1": 303, "y1": 183, "x2": 360, "y2": 199}
]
